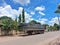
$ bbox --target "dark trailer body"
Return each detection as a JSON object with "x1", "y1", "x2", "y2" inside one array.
[{"x1": 19, "y1": 23, "x2": 45, "y2": 35}]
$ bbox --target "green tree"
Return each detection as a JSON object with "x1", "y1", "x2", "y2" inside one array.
[
  {"x1": 19, "y1": 14, "x2": 21, "y2": 23},
  {"x1": 53, "y1": 23, "x2": 59, "y2": 30},
  {"x1": 37, "y1": 22, "x2": 41, "y2": 24},
  {"x1": 0, "y1": 16, "x2": 14, "y2": 35},
  {"x1": 49, "y1": 26, "x2": 53, "y2": 31},
  {"x1": 22, "y1": 9, "x2": 25, "y2": 23},
  {"x1": 14, "y1": 17, "x2": 18, "y2": 35},
  {"x1": 49, "y1": 23, "x2": 59, "y2": 31},
  {"x1": 29, "y1": 20, "x2": 41, "y2": 24},
  {"x1": 43, "y1": 24, "x2": 49, "y2": 29}
]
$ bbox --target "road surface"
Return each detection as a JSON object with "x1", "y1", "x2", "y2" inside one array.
[{"x1": 0, "y1": 31, "x2": 60, "y2": 45}]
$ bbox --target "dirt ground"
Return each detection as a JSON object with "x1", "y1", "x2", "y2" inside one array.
[
  {"x1": 0, "y1": 31, "x2": 60, "y2": 45},
  {"x1": 0, "y1": 36, "x2": 22, "y2": 43},
  {"x1": 0, "y1": 36, "x2": 60, "y2": 45},
  {"x1": 48, "y1": 37, "x2": 60, "y2": 45}
]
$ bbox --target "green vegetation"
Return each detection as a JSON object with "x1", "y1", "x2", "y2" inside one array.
[
  {"x1": 18, "y1": 14, "x2": 21, "y2": 23},
  {"x1": 29, "y1": 20, "x2": 41, "y2": 24},
  {"x1": 22, "y1": 9, "x2": 25, "y2": 23},
  {"x1": 0, "y1": 16, "x2": 14, "y2": 35},
  {"x1": 0, "y1": 16, "x2": 14, "y2": 30},
  {"x1": 18, "y1": 9, "x2": 25, "y2": 23},
  {"x1": 48, "y1": 23, "x2": 59, "y2": 31}
]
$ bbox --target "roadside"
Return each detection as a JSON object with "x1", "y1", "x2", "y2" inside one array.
[
  {"x1": 0, "y1": 31, "x2": 60, "y2": 45},
  {"x1": 0, "y1": 36, "x2": 22, "y2": 43},
  {"x1": 36, "y1": 36, "x2": 60, "y2": 45}
]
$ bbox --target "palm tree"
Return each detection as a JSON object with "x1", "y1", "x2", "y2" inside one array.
[{"x1": 55, "y1": 4, "x2": 60, "y2": 30}]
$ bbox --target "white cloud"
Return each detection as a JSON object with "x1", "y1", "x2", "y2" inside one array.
[
  {"x1": 39, "y1": 11, "x2": 45, "y2": 15},
  {"x1": 30, "y1": 11, "x2": 35, "y2": 15},
  {"x1": 36, "y1": 18, "x2": 48, "y2": 24},
  {"x1": 35, "y1": 6, "x2": 45, "y2": 16},
  {"x1": 39, "y1": 18, "x2": 48, "y2": 24},
  {"x1": 0, "y1": 5, "x2": 23, "y2": 19},
  {"x1": 36, "y1": 17, "x2": 60, "y2": 26},
  {"x1": 36, "y1": 20, "x2": 46, "y2": 24},
  {"x1": 49, "y1": 17, "x2": 60, "y2": 26},
  {"x1": 39, "y1": 18, "x2": 48, "y2": 21},
  {"x1": 13, "y1": 0, "x2": 30, "y2": 6},
  {"x1": 35, "y1": 6, "x2": 45, "y2": 11},
  {"x1": 0, "y1": 5, "x2": 33, "y2": 23},
  {"x1": 25, "y1": 12, "x2": 33, "y2": 23},
  {"x1": 18, "y1": 7, "x2": 23, "y2": 15}
]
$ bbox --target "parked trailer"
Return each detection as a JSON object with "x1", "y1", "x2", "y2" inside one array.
[
  {"x1": 24, "y1": 29, "x2": 44, "y2": 35},
  {"x1": 18, "y1": 23, "x2": 45, "y2": 35}
]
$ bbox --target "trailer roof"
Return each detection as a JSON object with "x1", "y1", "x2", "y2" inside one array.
[{"x1": 19, "y1": 23, "x2": 45, "y2": 31}]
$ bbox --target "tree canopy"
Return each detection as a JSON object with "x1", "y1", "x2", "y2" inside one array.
[
  {"x1": 29, "y1": 20, "x2": 41, "y2": 24},
  {"x1": 0, "y1": 16, "x2": 14, "y2": 30}
]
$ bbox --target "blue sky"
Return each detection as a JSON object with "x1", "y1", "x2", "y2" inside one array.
[{"x1": 0, "y1": 0, "x2": 60, "y2": 25}]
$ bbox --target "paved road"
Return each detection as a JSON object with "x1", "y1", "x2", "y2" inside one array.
[{"x1": 0, "y1": 31, "x2": 60, "y2": 45}]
